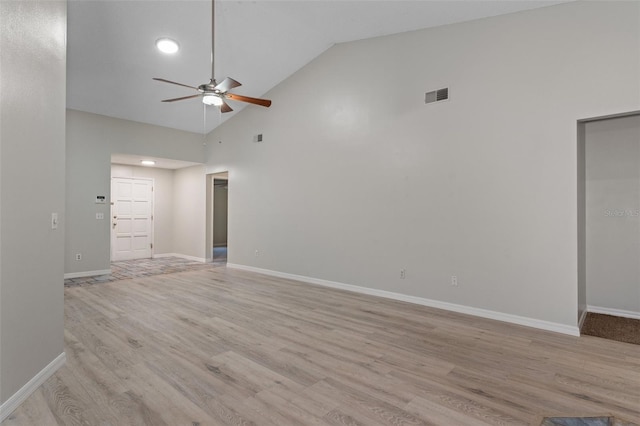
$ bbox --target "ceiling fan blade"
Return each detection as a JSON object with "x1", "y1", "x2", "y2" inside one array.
[
  {"x1": 225, "y1": 93, "x2": 272, "y2": 108},
  {"x1": 153, "y1": 78, "x2": 199, "y2": 91},
  {"x1": 161, "y1": 94, "x2": 202, "y2": 103},
  {"x1": 214, "y1": 77, "x2": 242, "y2": 93},
  {"x1": 220, "y1": 100, "x2": 233, "y2": 113}
]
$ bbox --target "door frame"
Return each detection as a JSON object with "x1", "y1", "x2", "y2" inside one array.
[
  {"x1": 577, "y1": 109, "x2": 640, "y2": 331},
  {"x1": 110, "y1": 176, "x2": 155, "y2": 261},
  {"x1": 206, "y1": 171, "x2": 229, "y2": 263}
]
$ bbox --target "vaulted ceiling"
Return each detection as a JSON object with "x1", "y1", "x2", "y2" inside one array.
[{"x1": 67, "y1": 0, "x2": 569, "y2": 134}]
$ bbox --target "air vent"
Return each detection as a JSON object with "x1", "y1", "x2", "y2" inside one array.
[{"x1": 425, "y1": 87, "x2": 449, "y2": 104}]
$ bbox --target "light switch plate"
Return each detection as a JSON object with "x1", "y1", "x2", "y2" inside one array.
[{"x1": 51, "y1": 213, "x2": 58, "y2": 229}]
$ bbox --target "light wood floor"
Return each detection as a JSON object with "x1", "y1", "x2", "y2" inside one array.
[{"x1": 3, "y1": 267, "x2": 640, "y2": 425}]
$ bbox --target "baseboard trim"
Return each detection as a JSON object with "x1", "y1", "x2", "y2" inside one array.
[
  {"x1": 64, "y1": 269, "x2": 111, "y2": 279},
  {"x1": 587, "y1": 305, "x2": 640, "y2": 320},
  {"x1": 152, "y1": 253, "x2": 207, "y2": 263},
  {"x1": 227, "y1": 264, "x2": 580, "y2": 336},
  {"x1": 0, "y1": 352, "x2": 66, "y2": 422}
]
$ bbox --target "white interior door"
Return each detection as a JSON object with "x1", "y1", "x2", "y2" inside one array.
[{"x1": 111, "y1": 177, "x2": 153, "y2": 261}]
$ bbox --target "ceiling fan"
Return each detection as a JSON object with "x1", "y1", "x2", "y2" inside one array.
[{"x1": 153, "y1": 0, "x2": 271, "y2": 113}]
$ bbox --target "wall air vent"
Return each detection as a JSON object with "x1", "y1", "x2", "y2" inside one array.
[{"x1": 425, "y1": 87, "x2": 449, "y2": 104}]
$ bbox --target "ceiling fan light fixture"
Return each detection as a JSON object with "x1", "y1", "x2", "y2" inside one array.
[
  {"x1": 156, "y1": 38, "x2": 179, "y2": 54},
  {"x1": 202, "y1": 94, "x2": 223, "y2": 106}
]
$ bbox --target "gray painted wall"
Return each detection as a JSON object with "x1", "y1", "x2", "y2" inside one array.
[
  {"x1": 0, "y1": 0, "x2": 66, "y2": 404},
  {"x1": 172, "y1": 165, "x2": 207, "y2": 260},
  {"x1": 585, "y1": 115, "x2": 640, "y2": 314},
  {"x1": 206, "y1": 1, "x2": 640, "y2": 327},
  {"x1": 66, "y1": 110, "x2": 206, "y2": 274}
]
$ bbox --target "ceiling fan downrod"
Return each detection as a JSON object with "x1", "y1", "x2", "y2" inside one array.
[{"x1": 210, "y1": 0, "x2": 215, "y2": 83}]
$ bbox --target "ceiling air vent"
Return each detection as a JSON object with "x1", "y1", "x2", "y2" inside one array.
[{"x1": 425, "y1": 87, "x2": 449, "y2": 104}]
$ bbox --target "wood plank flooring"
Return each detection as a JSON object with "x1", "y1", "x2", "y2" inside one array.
[{"x1": 3, "y1": 267, "x2": 640, "y2": 425}]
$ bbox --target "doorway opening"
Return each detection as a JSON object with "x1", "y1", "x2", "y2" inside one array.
[
  {"x1": 209, "y1": 171, "x2": 228, "y2": 264},
  {"x1": 578, "y1": 111, "x2": 640, "y2": 344}
]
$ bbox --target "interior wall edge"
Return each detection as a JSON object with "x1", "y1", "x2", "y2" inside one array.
[{"x1": 578, "y1": 309, "x2": 588, "y2": 330}]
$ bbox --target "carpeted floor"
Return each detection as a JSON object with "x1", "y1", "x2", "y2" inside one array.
[{"x1": 581, "y1": 312, "x2": 640, "y2": 345}]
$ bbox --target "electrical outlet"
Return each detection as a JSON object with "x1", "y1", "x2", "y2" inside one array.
[
  {"x1": 400, "y1": 269, "x2": 406, "y2": 279},
  {"x1": 255, "y1": 249, "x2": 260, "y2": 257},
  {"x1": 75, "y1": 253, "x2": 82, "y2": 261},
  {"x1": 96, "y1": 212, "x2": 104, "y2": 220},
  {"x1": 451, "y1": 275, "x2": 458, "y2": 286}
]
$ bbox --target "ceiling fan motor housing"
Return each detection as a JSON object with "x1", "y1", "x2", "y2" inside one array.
[{"x1": 199, "y1": 79, "x2": 219, "y2": 94}]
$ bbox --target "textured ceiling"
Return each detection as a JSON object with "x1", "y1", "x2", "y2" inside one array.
[{"x1": 67, "y1": 0, "x2": 569, "y2": 134}]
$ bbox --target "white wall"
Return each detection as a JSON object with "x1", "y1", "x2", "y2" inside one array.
[
  {"x1": 66, "y1": 110, "x2": 205, "y2": 274},
  {"x1": 173, "y1": 165, "x2": 207, "y2": 260},
  {"x1": 206, "y1": 1, "x2": 640, "y2": 329},
  {"x1": 0, "y1": 0, "x2": 66, "y2": 410},
  {"x1": 111, "y1": 164, "x2": 175, "y2": 255},
  {"x1": 585, "y1": 115, "x2": 640, "y2": 315}
]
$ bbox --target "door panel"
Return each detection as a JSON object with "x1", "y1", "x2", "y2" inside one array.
[{"x1": 111, "y1": 177, "x2": 153, "y2": 261}]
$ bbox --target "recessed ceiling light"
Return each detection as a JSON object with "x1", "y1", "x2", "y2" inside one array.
[
  {"x1": 141, "y1": 160, "x2": 156, "y2": 166},
  {"x1": 155, "y1": 38, "x2": 179, "y2": 54}
]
